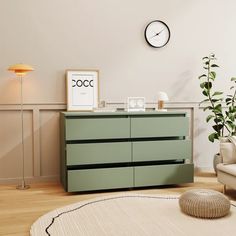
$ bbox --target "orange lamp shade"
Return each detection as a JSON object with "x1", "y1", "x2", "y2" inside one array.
[{"x1": 8, "y1": 64, "x2": 34, "y2": 76}]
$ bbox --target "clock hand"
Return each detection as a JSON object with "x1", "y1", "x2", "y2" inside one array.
[{"x1": 149, "y1": 29, "x2": 165, "y2": 39}]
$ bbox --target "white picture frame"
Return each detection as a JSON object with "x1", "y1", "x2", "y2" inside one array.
[
  {"x1": 127, "y1": 97, "x2": 146, "y2": 112},
  {"x1": 66, "y1": 70, "x2": 99, "y2": 111}
]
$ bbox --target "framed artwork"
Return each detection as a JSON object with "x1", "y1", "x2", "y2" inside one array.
[
  {"x1": 66, "y1": 70, "x2": 99, "y2": 111},
  {"x1": 127, "y1": 97, "x2": 146, "y2": 112}
]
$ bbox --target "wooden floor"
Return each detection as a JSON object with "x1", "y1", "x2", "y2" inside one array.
[{"x1": 0, "y1": 173, "x2": 236, "y2": 236}]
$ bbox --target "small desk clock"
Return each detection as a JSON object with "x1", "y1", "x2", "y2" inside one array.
[{"x1": 127, "y1": 97, "x2": 145, "y2": 112}]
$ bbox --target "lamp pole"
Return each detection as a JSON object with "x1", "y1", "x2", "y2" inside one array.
[{"x1": 16, "y1": 75, "x2": 30, "y2": 189}]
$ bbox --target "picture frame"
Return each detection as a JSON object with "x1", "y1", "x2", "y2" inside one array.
[
  {"x1": 127, "y1": 97, "x2": 146, "y2": 112},
  {"x1": 66, "y1": 70, "x2": 99, "y2": 111}
]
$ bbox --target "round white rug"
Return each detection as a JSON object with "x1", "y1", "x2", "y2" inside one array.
[{"x1": 30, "y1": 194, "x2": 236, "y2": 236}]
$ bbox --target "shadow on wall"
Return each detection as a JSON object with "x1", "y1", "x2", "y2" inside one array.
[
  {"x1": 170, "y1": 71, "x2": 194, "y2": 101},
  {"x1": 0, "y1": 128, "x2": 33, "y2": 179},
  {"x1": 194, "y1": 115, "x2": 207, "y2": 164},
  {"x1": 193, "y1": 107, "x2": 220, "y2": 170},
  {"x1": 40, "y1": 111, "x2": 61, "y2": 177}
]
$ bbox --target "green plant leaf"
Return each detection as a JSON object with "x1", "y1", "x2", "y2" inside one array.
[
  {"x1": 230, "y1": 86, "x2": 235, "y2": 90},
  {"x1": 229, "y1": 106, "x2": 236, "y2": 113},
  {"x1": 213, "y1": 124, "x2": 223, "y2": 132},
  {"x1": 209, "y1": 72, "x2": 216, "y2": 79},
  {"x1": 214, "y1": 104, "x2": 222, "y2": 111},
  {"x1": 208, "y1": 133, "x2": 216, "y2": 142},
  {"x1": 214, "y1": 117, "x2": 224, "y2": 123},
  {"x1": 200, "y1": 82, "x2": 206, "y2": 89},
  {"x1": 215, "y1": 103, "x2": 221, "y2": 108},
  {"x1": 202, "y1": 56, "x2": 209, "y2": 60},
  {"x1": 216, "y1": 113, "x2": 224, "y2": 118},
  {"x1": 214, "y1": 111, "x2": 223, "y2": 116},
  {"x1": 211, "y1": 64, "x2": 219, "y2": 68},
  {"x1": 211, "y1": 99, "x2": 222, "y2": 103},
  {"x1": 228, "y1": 114, "x2": 235, "y2": 121},
  {"x1": 202, "y1": 90, "x2": 209, "y2": 96},
  {"x1": 226, "y1": 120, "x2": 235, "y2": 129},
  {"x1": 203, "y1": 106, "x2": 213, "y2": 111},
  {"x1": 206, "y1": 115, "x2": 214, "y2": 122},
  {"x1": 198, "y1": 74, "x2": 207, "y2": 79},
  {"x1": 231, "y1": 77, "x2": 236, "y2": 81},
  {"x1": 204, "y1": 82, "x2": 212, "y2": 89},
  {"x1": 199, "y1": 98, "x2": 210, "y2": 105},
  {"x1": 212, "y1": 91, "x2": 223, "y2": 96}
]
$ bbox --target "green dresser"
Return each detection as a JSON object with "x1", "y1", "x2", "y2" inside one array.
[{"x1": 60, "y1": 111, "x2": 193, "y2": 192}]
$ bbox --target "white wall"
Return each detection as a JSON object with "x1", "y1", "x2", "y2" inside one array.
[{"x1": 0, "y1": 0, "x2": 236, "y2": 182}]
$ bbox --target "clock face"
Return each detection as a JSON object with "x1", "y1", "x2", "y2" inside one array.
[{"x1": 144, "y1": 20, "x2": 170, "y2": 48}]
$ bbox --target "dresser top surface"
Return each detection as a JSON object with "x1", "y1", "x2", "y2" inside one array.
[{"x1": 61, "y1": 110, "x2": 187, "y2": 117}]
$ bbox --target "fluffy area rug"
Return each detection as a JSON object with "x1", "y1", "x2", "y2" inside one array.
[{"x1": 30, "y1": 194, "x2": 236, "y2": 236}]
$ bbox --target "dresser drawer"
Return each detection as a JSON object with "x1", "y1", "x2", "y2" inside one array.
[
  {"x1": 131, "y1": 116, "x2": 189, "y2": 138},
  {"x1": 65, "y1": 117, "x2": 130, "y2": 140},
  {"x1": 134, "y1": 164, "x2": 193, "y2": 187},
  {"x1": 67, "y1": 142, "x2": 132, "y2": 165},
  {"x1": 67, "y1": 167, "x2": 133, "y2": 192},
  {"x1": 133, "y1": 140, "x2": 191, "y2": 162}
]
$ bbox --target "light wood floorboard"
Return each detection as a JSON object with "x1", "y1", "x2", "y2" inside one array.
[{"x1": 0, "y1": 173, "x2": 236, "y2": 236}]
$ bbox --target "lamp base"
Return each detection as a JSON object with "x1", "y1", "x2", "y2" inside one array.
[
  {"x1": 16, "y1": 180, "x2": 30, "y2": 190},
  {"x1": 16, "y1": 185, "x2": 30, "y2": 190}
]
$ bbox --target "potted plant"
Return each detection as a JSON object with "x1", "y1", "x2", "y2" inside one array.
[{"x1": 198, "y1": 53, "x2": 236, "y2": 171}]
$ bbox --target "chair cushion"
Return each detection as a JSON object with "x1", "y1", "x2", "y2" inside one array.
[
  {"x1": 220, "y1": 137, "x2": 236, "y2": 164},
  {"x1": 217, "y1": 163, "x2": 236, "y2": 176}
]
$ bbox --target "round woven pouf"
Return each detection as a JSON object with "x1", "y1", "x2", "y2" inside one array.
[{"x1": 179, "y1": 189, "x2": 230, "y2": 219}]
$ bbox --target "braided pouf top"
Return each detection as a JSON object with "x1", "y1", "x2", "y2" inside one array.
[{"x1": 179, "y1": 189, "x2": 230, "y2": 219}]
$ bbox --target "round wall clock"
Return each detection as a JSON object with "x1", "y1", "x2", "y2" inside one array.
[{"x1": 144, "y1": 20, "x2": 170, "y2": 48}]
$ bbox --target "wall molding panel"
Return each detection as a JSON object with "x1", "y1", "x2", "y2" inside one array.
[
  {"x1": 0, "y1": 102, "x2": 210, "y2": 184},
  {"x1": 0, "y1": 104, "x2": 66, "y2": 184}
]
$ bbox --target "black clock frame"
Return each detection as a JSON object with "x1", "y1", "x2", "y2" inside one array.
[{"x1": 144, "y1": 20, "x2": 171, "y2": 48}]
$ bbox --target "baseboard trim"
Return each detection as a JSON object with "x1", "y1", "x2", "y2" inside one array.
[{"x1": 0, "y1": 175, "x2": 59, "y2": 184}]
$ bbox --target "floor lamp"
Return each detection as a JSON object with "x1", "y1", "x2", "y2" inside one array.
[{"x1": 8, "y1": 64, "x2": 34, "y2": 190}]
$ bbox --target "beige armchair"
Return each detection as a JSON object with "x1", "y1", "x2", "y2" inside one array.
[
  {"x1": 217, "y1": 163, "x2": 236, "y2": 193},
  {"x1": 217, "y1": 137, "x2": 236, "y2": 193}
]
